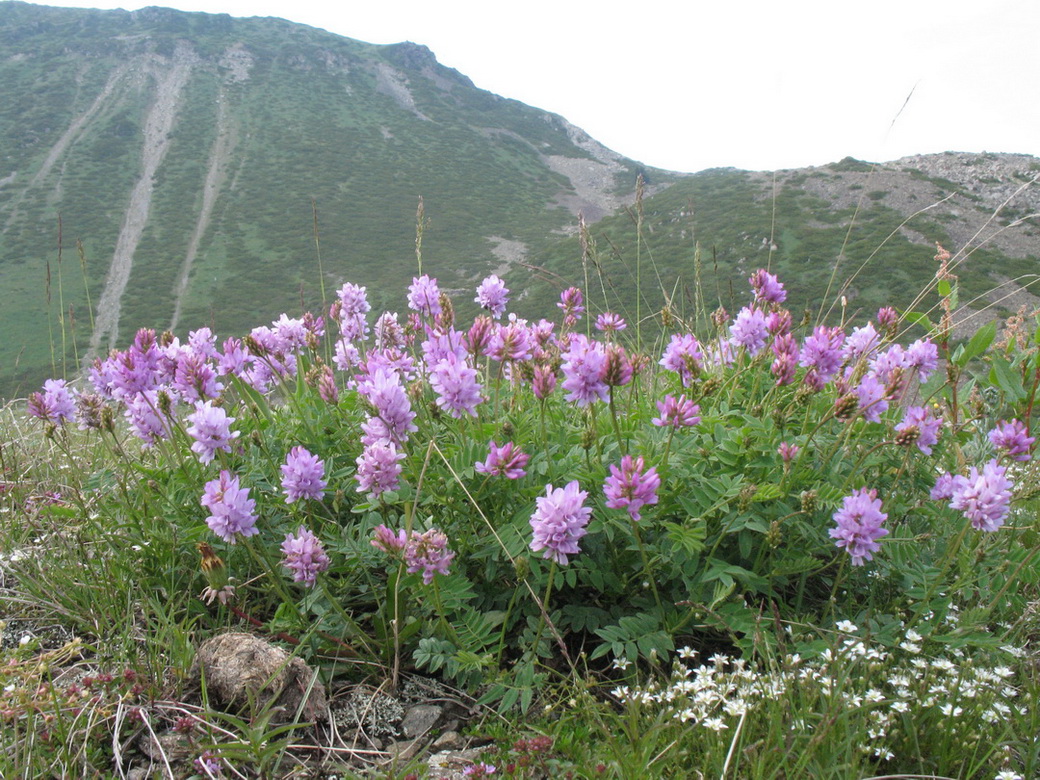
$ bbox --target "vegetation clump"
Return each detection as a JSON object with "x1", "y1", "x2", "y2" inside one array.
[{"x1": 3, "y1": 238, "x2": 1040, "y2": 778}]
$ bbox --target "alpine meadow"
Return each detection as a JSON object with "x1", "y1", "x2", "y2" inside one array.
[{"x1": 3, "y1": 3, "x2": 1040, "y2": 779}]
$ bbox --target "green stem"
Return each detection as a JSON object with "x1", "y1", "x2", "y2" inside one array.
[
  {"x1": 608, "y1": 387, "x2": 626, "y2": 455},
  {"x1": 530, "y1": 561, "x2": 557, "y2": 660},
  {"x1": 630, "y1": 519, "x2": 664, "y2": 618}
]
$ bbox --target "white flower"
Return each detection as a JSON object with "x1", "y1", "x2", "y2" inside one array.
[
  {"x1": 873, "y1": 747, "x2": 894, "y2": 761},
  {"x1": 677, "y1": 646, "x2": 698, "y2": 659},
  {"x1": 703, "y1": 716, "x2": 727, "y2": 732},
  {"x1": 994, "y1": 771, "x2": 1022, "y2": 780},
  {"x1": 939, "y1": 703, "x2": 963, "y2": 717},
  {"x1": 835, "y1": 620, "x2": 858, "y2": 633},
  {"x1": 891, "y1": 700, "x2": 910, "y2": 713},
  {"x1": 899, "y1": 641, "x2": 921, "y2": 654},
  {"x1": 612, "y1": 656, "x2": 632, "y2": 671},
  {"x1": 904, "y1": 628, "x2": 922, "y2": 642}
]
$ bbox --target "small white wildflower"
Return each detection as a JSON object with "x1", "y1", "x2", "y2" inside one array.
[
  {"x1": 612, "y1": 656, "x2": 632, "y2": 671},
  {"x1": 933, "y1": 658, "x2": 956, "y2": 672},
  {"x1": 939, "y1": 703, "x2": 963, "y2": 717},
  {"x1": 3, "y1": 683, "x2": 15, "y2": 693},
  {"x1": 835, "y1": 620, "x2": 858, "y2": 633},
  {"x1": 873, "y1": 747, "x2": 894, "y2": 761},
  {"x1": 19, "y1": 634, "x2": 32, "y2": 646},
  {"x1": 994, "y1": 666, "x2": 1014, "y2": 679},
  {"x1": 899, "y1": 641, "x2": 921, "y2": 654},
  {"x1": 904, "y1": 628, "x2": 922, "y2": 642},
  {"x1": 1001, "y1": 686, "x2": 1018, "y2": 699},
  {"x1": 891, "y1": 700, "x2": 910, "y2": 713},
  {"x1": 865, "y1": 688, "x2": 885, "y2": 703},
  {"x1": 911, "y1": 658, "x2": 928, "y2": 669},
  {"x1": 675, "y1": 707, "x2": 696, "y2": 722},
  {"x1": 723, "y1": 698, "x2": 748, "y2": 716},
  {"x1": 703, "y1": 716, "x2": 727, "y2": 732},
  {"x1": 677, "y1": 646, "x2": 698, "y2": 660},
  {"x1": 1000, "y1": 644, "x2": 1026, "y2": 658},
  {"x1": 994, "y1": 771, "x2": 1022, "y2": 780}
]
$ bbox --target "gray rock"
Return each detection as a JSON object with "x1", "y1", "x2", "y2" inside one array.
[{"x1": 401, "y1": 703, "x2": 443, "y2": 738}]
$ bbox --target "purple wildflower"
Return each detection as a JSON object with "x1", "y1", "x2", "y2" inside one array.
[
  {"x1": 652, "y1": 394, "x2": 700, "y2": 429},
  {"x1": 778, "y1": 442, "x2": 800, "y2": 463},
  {"x1": 371, "y1": 524, "x2": 408, "y2": 554},
  {"x1": 422, "y1": 329, "x2": 467, "y2": 368},
  {"x1": 931, "y1": 472, "x2": 969, "y2": 501},
  {"x1": 730, "y1": 306, "x2": 770, "y2": 355},
  {"x1": 358, "y1": 367, "x2": 416, "y2": 444},
  {"x1": 854, "y1": 373, "x2": 888, "y2": 423},
  {"x1": 475, "y1": 441, "x2": 529, "y2": 479},
  {"x1": 749, "y1": 269, "x2": 787, "y2": 304},
  {"x1": 603, "y1": 455, "x2": 661, "y2": 522},
  {"x1": 186, "y1": 401, "x2": 239, "y2": 465},
  {"x1": 28, "y1": 379, "x2": 77, "y2": 423},
  {"x1": 430, "y1": 356, "x2": 483, "y2": 418},
  {"x1": 595, "y1": 312, "x2": 627, "y2": 333},
  {"x1": 766, "y1": 309, "x2": 792, "y2": 336},
  {"x1": 337, "y1": 282, "x2": 372, "y2": 317},
  {"x1": 125, "y1": 390, "x2": 176, "y2": 446},
  {"x1": 602, "y1": 343, "x2": 634, "y2": 387},
  {"x1": 280, "y1": 446, "x2": 327, "y2": 503},
  {"x1": 217, "y1": 337, "x2": 250, "y2": 377},
  {"x1": 561, "y1": 335, "x2": 609, "y2": 406},
  {"x1": 949, "y1": 459, "x2": 1013, "y2": 531},
  {"x1": 529, "y1": 481, "x2": 592, "y2": 565},
  {"x1": 905, "y1": 338, "x2": 939, "y2": 382},
  {"x1": 989, "y1": 419, "x2": 1034, "y2": 462},
  {"x1": 869, "y1": 344, "x2": 906, "y2": 385},
  {"x1": 404, "y1": 529, "x2": 455, "y2": 584},
  {"x1": 659, "y1": 333, "x2": 703, "y2": 387},
  {"x1": 271, "y1": 313, "x2": 310, "y2": 350},
  {"x1": 74, "y1": 392, "x2": 106, "y2": 430},
  {"x1": 355, "y1": 441, "x2": 404, "y2": 499},
  {"x1": 895, "y1": 406, "x2": 942, "y2": 455},
  {"x1": 800, "y1": 326, "x2": 845, "y2": 384},
  {"x1": 173, "y1": 352, "x2": 222, "y2": 403},
  {"x1": 532, "y1": 364, "x2": 558, "y2": 400},
  {"x1": 407, "y1": 275, "x2": 442, "y2": 317},
  {"x1": 829, "y1": 488, "x2": 888, "y2": 566},
  {"x1": 771, "y1": 333, "x2": 800, "y2": 386},
  {"x1": 201, "y1": 470, "x2": 259, "y2": 544},
  {"x1": 333, "y1": 340, "x2": 361, "y2": 372},
  {"x1": 374, "y1": 311, "x2": 405, "y2": 350},
  {"x1": 557, "y1": 287, "x2": 585, "y2": 327},
  {"x1": 486, "y1": 320, "x2": 534, "y2": 363},
  {"x1": 475, "y1": 274, "x2": 510, "y2": 319},
  {"x1": 843, "y1": 323, "x2": 880, "y2": 364},
  {"x1": 465, "y1": 316, "x2": 494, "y2": 356},
  {"x1": 876, "y1": 306, "x2": 898, "y2": 335},
  {"x1": 317, "y1": 365, "x2": 339, "y2": 404},
  {"x1": 280, "y1": 526, "x2": 331, "y2": 586}
]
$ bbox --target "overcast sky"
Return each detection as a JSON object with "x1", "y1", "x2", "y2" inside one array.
[{"x1": 19, "y1": 0, "x2": 1040, "y2": 173}]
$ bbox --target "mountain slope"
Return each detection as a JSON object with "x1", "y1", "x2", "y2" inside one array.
[
  {"x1": 526, "y1": 153, "x2": 1040, "y2": 334},
  {"x1": 0, "y1": 2, "x2": 662, "y2": 396}
]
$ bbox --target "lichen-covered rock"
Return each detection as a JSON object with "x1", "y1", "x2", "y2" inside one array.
[{"x1": 188, "y1": 632, "x2": 328, "y2": 723}]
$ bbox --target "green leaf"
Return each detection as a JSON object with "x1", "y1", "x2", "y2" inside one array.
[
  {"x1": 956, "y1": 319, "x2": 997, "y2": 367},
  {"x1": 989, "y1": 356, "x2": 1026, "y2": 401},
  {"x1": 902, "y1": 310, "x2": 934, "y2": 332}
]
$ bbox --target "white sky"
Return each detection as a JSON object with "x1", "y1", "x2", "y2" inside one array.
[{"x1": 19, "y1": 0, "x2": 1040, "y2": 173}]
